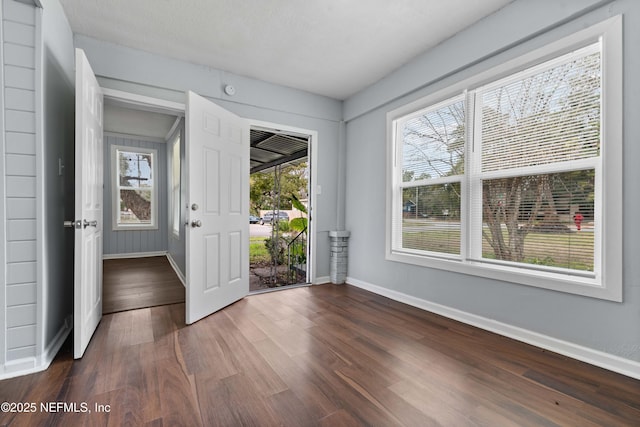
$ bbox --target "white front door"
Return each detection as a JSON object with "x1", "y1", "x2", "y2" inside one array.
[
  {"x1": 73, "y1": 49, "x2": 104, "y2": 358},
  {"x1": 185, "y1": 91, "x2": 249, "y2": 324}
]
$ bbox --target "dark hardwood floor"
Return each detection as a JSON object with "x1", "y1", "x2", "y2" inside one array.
[
  {"x1": 103, "y1": 256, "x2": 185, "y2": 314},
  {"x1": 1, "y1": 284, "x2": 638, "y2": 426}
]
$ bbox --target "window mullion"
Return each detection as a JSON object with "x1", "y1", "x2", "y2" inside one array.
[{"x1": 468, "y1": 90, "x2": 484, "y2": 261}]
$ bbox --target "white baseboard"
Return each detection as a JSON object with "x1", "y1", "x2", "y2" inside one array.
[
  {"x1": 166, "y1": 253, "x2": 186, "y2": 286},
  {"x1": 0, "y1": 315, "x2": 72, "y2": 380},
  {"x1": 347, "y1": 276, "x2": 640, "y2": 380},
  {"x1": 313, "y1": 276, "x2": 331, "y2": 285},
  {"x1": 39, "y1": 315, "x2": 72, "y2": 367},
  {"x1": 103, "y1": 251, "x2": 167, "y2": 260}
]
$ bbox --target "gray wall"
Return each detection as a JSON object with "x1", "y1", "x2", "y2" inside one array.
[
  {"x1": 343, "y1": 0, "x2": 640, "y2": 363},
  {"x1": 103, "y1": 135, "x2": 168, "y2": 256},
  {"x1": 75, "y1": 35, "x2": 343, "y2": 280},
  {"x1": 2, "y1": 0, "x2": 39, "y2": 362},
  {"x1": 166, "y1": 119, "x2": 185, "y2": 277}
]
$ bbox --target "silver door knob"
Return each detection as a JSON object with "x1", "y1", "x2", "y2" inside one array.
[
  {"x1": 191, "y1": 220, "x2": 202, "y2": 228},
  {"x1": 191, "y1": 203, "x2": 199, "y2": 211},
  {"x1": 83, "y1": 219, "x2": 98, "y2": 228},
  {"x1": 65, "y1": 220, "x2": 82, "y2": 229}
]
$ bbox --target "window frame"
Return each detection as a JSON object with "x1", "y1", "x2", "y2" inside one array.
[
  {"x1": 386, "y1": 15, "x2": 622, "y2": 301},
  {"x1": 170, "y1": 134, "x2": 181, "y2": 238},
  {"x1": 111, "y1": 145, "x2": 159, "y2": 231}
]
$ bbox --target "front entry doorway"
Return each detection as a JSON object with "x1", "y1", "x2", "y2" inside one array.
[{"x1": 248, "y1": 125, "x2": 313, "y2": 292}]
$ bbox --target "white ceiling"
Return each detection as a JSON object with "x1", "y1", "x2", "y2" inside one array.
[{"x1": 59, "y1": 0, "x2": 512, "y2": 100}]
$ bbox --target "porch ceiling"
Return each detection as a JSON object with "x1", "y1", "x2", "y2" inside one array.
[{"x1": 250, "y1": 129, "x2": 308, "y2": 174}]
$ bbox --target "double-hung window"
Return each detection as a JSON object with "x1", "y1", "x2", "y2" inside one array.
[
  {"x1": 112, "y1": 146, "x2": 158, "y2": 230},
  {"x1": 171, "y1": 135, "x2": 181, "y2": 237},
  {"x1": 387, "y1": 16, "x2": 622, "y2": 301}
]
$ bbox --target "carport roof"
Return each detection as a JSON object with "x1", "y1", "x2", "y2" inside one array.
[{"x1": 250, "y1": 129, "x2": 308, "y2": 174}]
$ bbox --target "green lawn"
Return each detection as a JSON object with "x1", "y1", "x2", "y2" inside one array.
[
  {"x1": 402, "y1": 222, "x2": 594, "y2": 271},
  {"x1": 250, "y1": 236, "x2": 270, "y2": 264}
]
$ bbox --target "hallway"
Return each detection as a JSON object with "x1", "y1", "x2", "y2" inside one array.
[{"x1": 103, "y1": 256, "x2": 184, "y2": 314}]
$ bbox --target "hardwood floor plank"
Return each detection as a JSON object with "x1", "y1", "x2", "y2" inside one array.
[
  {"x1": 251, "y1": 336, "x2": 339, "y2": 419},
  {"x1": 265, "y1": 389, "x2": 326, "y2": 426},
  {"x1": 318, "y1": 409, "x2": 365, "y2": 427},
  {"x1": 1, "y1": 284, "x2": 638, "y2": 426},
  {"x1": 177, "y1": 313, "x2": 239, "y2": 379},
  {"x1": 195, "y1": 373, "x2": 281, "y2": 427},
  {"x1": 209, "y1": 312, "x2": 289, "y2": 397},
  {"x1": 222, "y1": 301, "x2": 269, "y2": 343},
  {"x1": 103, "y1": 257, "x2": 184, "y2": 314}
]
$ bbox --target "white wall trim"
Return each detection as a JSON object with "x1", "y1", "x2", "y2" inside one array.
[
  {"x1": 38, "y1": 314, "x2": 71, "y2": 367},
  {"x1": 0, "y1": 314, "x2": 71, "y2": 380},
  {"x1": 102, "y1": 88, "x2": 185, "y2": 115},
  {"x1": 166, "y1": 253, "x2": 186, "y2": 286},
  {"x1": 346, "y1": 276, "x2": 640, "y2": 380},
  {"x1": 313, "y1": 276, "x2": 330, "y2": 285},
  {"x1": 103, "y1": 251, "x2": 167, "y2": 260}
]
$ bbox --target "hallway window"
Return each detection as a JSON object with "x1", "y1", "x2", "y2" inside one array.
[
  {"x1": 112, "y1": 146, "x2": 158, "y2": 230},
  {"x1": 387, "y1": 16, "x2": 622, "y2": 301},
  {"x1": 171, "y1": 136, "x2": 181, "y2": 237}
]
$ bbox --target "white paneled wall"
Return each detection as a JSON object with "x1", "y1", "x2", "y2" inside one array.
[{"x1": 2, "y1": 0, "x2": 38, "y2": 361}]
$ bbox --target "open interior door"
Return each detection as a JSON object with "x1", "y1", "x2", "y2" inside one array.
[
  {"x1": 185, "y1": 91, "x2": 249, "y2": 324},
  {"x1": 73, "y1": 49, "x2": 104, "y2": 358}
]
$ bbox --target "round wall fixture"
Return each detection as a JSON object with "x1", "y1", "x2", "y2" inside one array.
[{"x1": 224, "y1": 84, "x2": 236, "y2": 96}]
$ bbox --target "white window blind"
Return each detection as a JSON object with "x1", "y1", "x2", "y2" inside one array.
[
  {"x1": 479, "y1": 44, "x2": 601, "y2": 174},
  {"x1": 402, "y1": 97, "x2": 465, "y2": 181},
  {"x1": 473, "y1": 43, "x2": 601, "y2": 273}
]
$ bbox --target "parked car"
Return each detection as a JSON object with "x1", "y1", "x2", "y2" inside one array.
[
  {"x1": 249, "y1": 215, "x2": 261, "y2": 224},
  {"x1": 260, "y1": 211, "x2": 289, "y2": 225}
]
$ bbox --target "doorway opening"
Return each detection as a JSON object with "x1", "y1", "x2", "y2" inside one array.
[
  {"x1": 101, "y1": 95, "x2": 186, "y2": 314},
  {"x1": 249, "y1": 125, "x2": 313, "y2": 292}
]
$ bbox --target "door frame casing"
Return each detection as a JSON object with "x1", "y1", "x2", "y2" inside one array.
[{"x1": 249, "y1": 119, "x2": 319, "y2": 284}]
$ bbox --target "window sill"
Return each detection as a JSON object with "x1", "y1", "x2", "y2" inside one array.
[
  {"x1": 386, "y1": 250, "x2": 621, "y2": 302},
  {"x1": 113, "y1": 225, "x2": 159, "y2": 232}
]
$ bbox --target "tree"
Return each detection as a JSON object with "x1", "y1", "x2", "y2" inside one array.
[
  {"x1": 402, "y1": 101, "x2": 464, "y2": 220},
  {"x1": 249, "y1": 163, "x2": 308, "y2": 215}
]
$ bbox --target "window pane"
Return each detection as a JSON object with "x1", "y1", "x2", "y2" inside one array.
[
  {"x1": 119, "y1": 189, "x2": 152, "y2": 224},
  {"x1": 119, "y1": 150, "x2": 153, "y2": 188},
  {"x1": 401, "y1": 183, "x2": 461, "y2": 255},
  {"x1": 172, "y1": 138, "x2": 181, "y2": 235},
  {"x1": 481, "y1": 47, "x2": 601, "y2": 173},
  {"x1": 402, "y1": 99, "x2": 465, "y2": 182},
  {"x1": 482, "y1": 170, "x2": 595, "y2": 271}
]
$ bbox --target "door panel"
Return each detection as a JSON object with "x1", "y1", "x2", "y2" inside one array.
[
  {"x1": 74, "y1": 49, "x2": 104, "y2": 358},
  {"x1": 185, "y1": 91, "x2": 249, "y2": 324}
]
